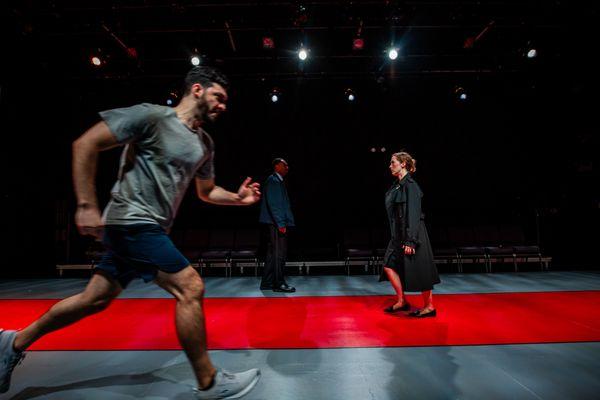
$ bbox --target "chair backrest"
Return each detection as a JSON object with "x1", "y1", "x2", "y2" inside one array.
[
  {"x1": 474, "y1": 225, "x2": 500, "y2": 246},
  {"x1": 342, "y1": 229, "x2": 371, "y2": 248},
  {"x1": 234, "y1": 229, "x2": 260, "y2": 249},
  {"x1": 208, "y1": 229, "x2": 235, "y2": 249},
  {"x1": 513, "y1": 245, "x2": 541, "y2": 255},
  {"x1": 498, "y1": 225, "x2": 525, "y2": 246},
  {"x1": 447, "y1": 226, "x2": 475, "y2": 247},
  {"x1": 429, "y1": 226, "x2": 449, "y2": 247},
  {"x1": 182, "y1": 229, "x2": 210, "y2": 248},
  {"x1": 370, "y1": 228, "x2": 388, "y2": 248}
]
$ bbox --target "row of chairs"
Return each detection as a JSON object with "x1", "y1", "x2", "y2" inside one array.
[
  {"x1": 342, "y1": 226, "x2": 551, "y2": 273},
  {"x1": 77, "y1": 226, "x2": 551, "y2": 276},
  {"x1": 173, "y1": 229, "x2": 261, "y2": 277}
]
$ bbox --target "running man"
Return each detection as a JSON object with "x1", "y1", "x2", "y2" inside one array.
[{"x1": 0, "y1": 66, "x2": 261, "y2": 399}]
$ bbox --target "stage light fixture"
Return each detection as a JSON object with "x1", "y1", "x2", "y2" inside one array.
[
  {"x1": 388, "y1": 48, "x2": 399, "y2": 60},
  {"x1": 345, "y1": 88, "x2": 356, "y2": 102},
  {"x1": 527, "y1": 49, "x2": 537, "y2": 58},
  {"x1": 191, "y1": 55, "x2": 201, "y2": 66},
  {"x1": 352, "y1": 37, "x2": 364, "y2": 51},
  {"x1": 454, "y1": 86, "x2": 468, "y2": 101},
  {"x1": 90, "y1": 56, "x2": 102, "y2": 67},
  {"x1": 269, "y1": 88, "x2": 281, "y2": 103},
  {"x1": 166, "y1": 92, "x2": 179, "y2": 106},
  {"x1": 262, "y1": 37, "x2": 275, "y2": 49},
  {"x1": 298, "y1": 48, "x2": 308, "y2": 61}
]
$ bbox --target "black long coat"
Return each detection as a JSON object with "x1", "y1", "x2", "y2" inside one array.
[{"x1": 379, "y1": 174, "x2": 440, "y2": 292}]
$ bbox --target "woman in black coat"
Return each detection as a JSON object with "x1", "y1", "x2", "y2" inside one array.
[{"x1": 380, "y1": 151, "x2": 440, "y2": 317}]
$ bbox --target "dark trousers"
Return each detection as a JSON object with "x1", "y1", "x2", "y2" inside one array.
[{"x1": 261, "y1": 225, "x2": 287, "y2": 288}]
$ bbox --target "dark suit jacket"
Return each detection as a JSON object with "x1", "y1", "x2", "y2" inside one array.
[{"x1": 259, "y1": 174, "x2": 295, "y2": 228}]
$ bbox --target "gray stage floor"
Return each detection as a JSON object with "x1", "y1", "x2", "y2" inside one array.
[{"x1": 2, "y1": 271, "x2": 600, "y2": 399}]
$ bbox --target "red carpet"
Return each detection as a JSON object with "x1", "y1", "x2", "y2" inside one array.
[{"x1": 2, "y1": 291, "x2": 599, "y2": 350}]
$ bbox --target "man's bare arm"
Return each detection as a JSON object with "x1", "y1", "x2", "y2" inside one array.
[
  {"x1": 195, "y1": 177, "x2": 261, "y2": 206},
  {"x1": 72, "y1": 121, "x2": 120, "y2": 236}
]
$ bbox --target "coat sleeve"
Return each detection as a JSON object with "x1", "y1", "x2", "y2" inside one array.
[
  {"x1": 265, "y1": 178, "x2": 287, "y2": 228},
  {"x1": 404, "y1": 182, "x2": 422, "y2": 247}
]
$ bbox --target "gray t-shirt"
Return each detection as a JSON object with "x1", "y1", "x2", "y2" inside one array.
[{"x1": 100, "y1": 103, "x2": 215, "y2": 231}]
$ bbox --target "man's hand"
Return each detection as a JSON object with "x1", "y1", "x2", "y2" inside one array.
[
  {"x1": 237, "y1": 177, "x2": 261, "y2": 205},
  {"x1": 75, "y1": 205, "x2": 104, "y2": 239},
  {"x1": 403, "y1": 245, "x2": 415, "y2": 255},
  {"x1": 278, "y1": 227, "x2": 287, "y2": 234}
]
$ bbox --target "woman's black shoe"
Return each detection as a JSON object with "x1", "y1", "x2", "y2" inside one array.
[
  {"x1": 383, "y1": 302, "x2": 411, "y2": 313},
  {"x1": 409, "y1": 309, "x2": 437, "y2": 318}
]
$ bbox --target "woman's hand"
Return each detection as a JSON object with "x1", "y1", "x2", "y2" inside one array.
[{"x1": 403, "y1": 245, "x2": 415, "y2": 255}]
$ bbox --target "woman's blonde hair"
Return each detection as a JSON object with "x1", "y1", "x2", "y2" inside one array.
[{"x1": 392, "y1": 151, "x2": 417, "y2": 173}]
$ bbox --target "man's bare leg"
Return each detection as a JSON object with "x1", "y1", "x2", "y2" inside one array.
[
  {"x1": 13, "y1": 272, "x2": 122, "y2": 351},
  {"x1": 154, "y1": 266, "x2": 216, "y2": 389}
]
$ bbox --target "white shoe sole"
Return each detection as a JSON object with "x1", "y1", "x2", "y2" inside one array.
[{"x1": 225, "y1": 371, "x2": 261, "y2": 399}]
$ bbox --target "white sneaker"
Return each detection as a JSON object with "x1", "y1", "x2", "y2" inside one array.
[
  {"x1": 0, "y1": 329, "x2": 25, "y2": 393},
  {"x1": 194, "y1": 368, "x2": 261, "y2": 399}
]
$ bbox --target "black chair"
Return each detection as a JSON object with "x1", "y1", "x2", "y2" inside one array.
[
  {"x1": 485, "y1": 245, "x2": 515, "y2": 271},
  {"x1": 230, "y1": 229, "x2": 260, "y2": 275},
  {"x1": 342, "y1": 229, "x2": 373, "y2": 275},
  {"x1": 199, "y1": 229, "x2": 234, "y2": 276},
  {"x1": 371, "y1": 228, "x2": 388, "y2": 274},
  {"x1": 457, "y1": 246, "x2": 488, "y2": 272},
  {"x1": 180, "y1": 229, "x2": 209, "y2": 266},
  {"x1": 513, "y1": 245, "x2": 545, "y2": 271},
  {"x1": 431, "y1": 226, "x2": 459, "y2": 271},
  {"x1": 448, "y1": 226, "x2": 486, "y2": 272}
]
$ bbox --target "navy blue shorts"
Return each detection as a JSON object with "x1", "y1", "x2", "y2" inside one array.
[{"x1": 94, "y1": 224, "x2": 190, "y2": 288}]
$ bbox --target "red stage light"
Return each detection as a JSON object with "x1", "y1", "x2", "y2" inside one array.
[
  {"x1": 352, "y1": 37, "x2": 364, "y2": 50},
  {"x1": 262, "y1": 37, "x2": 275, "y2": 49}
]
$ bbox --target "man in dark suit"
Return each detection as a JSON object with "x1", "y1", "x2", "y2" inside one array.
[{"x1": 259, "y1": 158, "x2": 296, "y2": 292}]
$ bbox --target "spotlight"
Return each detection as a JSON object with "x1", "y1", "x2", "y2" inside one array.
[
  {"x1": 269, "y1": 88, "x2": 281, "y2": 103},
  {"x1": 166, "y1": 91, "x2": 179, "y2": 106},
  {"x1": 190, "y1": 55, "x2": 201, "y2": 66},
  {"x1": 380, "y1": 147, "x2": 386, "y2": 153},
  {"x1": 370, "y1": 147, "x2": 377, "y2": 153},
  {"x1": 90, "y1": 56, "x2": 102, "y2": 67},
  {"x1": 454, "y1": 86, "x2": 467, "y2": 101},
  {"x1": 352, "y1": 37, "x2": 364, "y2": 51},
  {"x1": 262, "y1": 37, "x2": 275, "y2": 49},
  {"x1": 298, "y1": 48, "x2": 308, "y2": 61},
  {"x1": 527, "y1": 48, "x2": 537, "y2": 58},
  {"x1": 387, "y1": 48, "x2": 399, "y2": 60},
  {"x1": 344, "y1": 88, "x2": 356, "y2": 102}
]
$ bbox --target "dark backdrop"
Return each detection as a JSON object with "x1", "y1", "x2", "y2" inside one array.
[{"x1": 1, "y1": 1, "x2": 597, "y2": 276}]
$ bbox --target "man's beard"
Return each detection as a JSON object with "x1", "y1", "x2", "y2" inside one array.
[{"x1": 197, "y1": 100, "x2": 211, "y2": 123}]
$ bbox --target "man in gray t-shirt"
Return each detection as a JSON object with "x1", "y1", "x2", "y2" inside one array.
[{"x1": 0, "y1": 67, "x2": 261, "y2": 399}]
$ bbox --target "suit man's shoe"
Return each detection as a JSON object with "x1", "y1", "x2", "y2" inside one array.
[{"x1": 273, "y1": 283, "x2": 295, "y2": 293}]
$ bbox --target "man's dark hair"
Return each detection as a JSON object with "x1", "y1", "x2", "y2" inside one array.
[
  {"x1": 183, "y1": 66, "x2": 229, "y2": 95},
  {"x1": 272, "y1": 158, "x2": 287, "y2": 168}
]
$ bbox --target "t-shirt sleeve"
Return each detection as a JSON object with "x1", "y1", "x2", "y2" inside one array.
[
  {"x1": 196, "y1": 150, "x2": 215, "y2": 180},
  {"x1": 99, "y1": 103, "x2": 157, "y2": 144}
]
